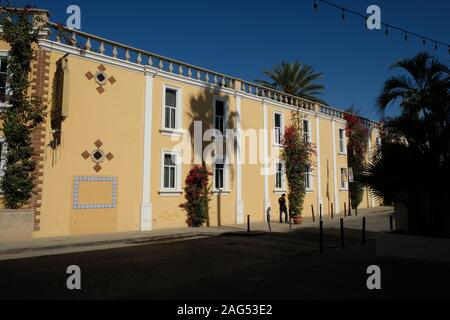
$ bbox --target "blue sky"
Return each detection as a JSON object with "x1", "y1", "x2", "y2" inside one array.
[{"x1": 20, "y1": 0, "x2": 450, "y2": 120}]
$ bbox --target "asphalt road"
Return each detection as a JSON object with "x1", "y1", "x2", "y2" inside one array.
[{"x1": 1, "y1": 223, "x2": 449, "y2": 300}]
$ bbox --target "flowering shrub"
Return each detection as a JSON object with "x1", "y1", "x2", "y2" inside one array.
[
  {"x1": 180, "y1": 165, "x2": 212, "y2": 227},
  {"x1": 281, "y1": 113, "x2": 315, "y2": 217},
  {"x1": 344, "y1": 111, "x2": 369, "y2": 209}
]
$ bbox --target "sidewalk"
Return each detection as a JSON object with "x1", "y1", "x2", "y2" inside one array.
[{"x1": 0, "y1": 206, "x2": 393, "y2": 261}]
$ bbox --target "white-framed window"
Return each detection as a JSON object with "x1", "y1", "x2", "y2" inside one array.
[
  {"x1": 303, "y1": 119, "x2": 312, "y2": 143},
  {"x1": 161, "y1": 84, "x2": 182, "y2": 135},
  {"x1": 338, "y1": 128, "x2": 346, "y2": 154},
  {"x1": 213, "y1": 159, "x2": 230, "y2": 194},
  {"x1": 305, "y1": 165, "x2": 313, "y2": 191},
  {"x1": 376, "y1": 137, "x2": 382, "y2": 149},
  {"x1": 274, "y1": 112, "x2": 284, "y2": 146},
  {"x1": 160, "y1": 150, "x2": 182, "y2": 195},
  {"x1": 340, "y1": 167, "x2": 348, "y2": 190},
  {"x1": 275, "y1": 161, "x2": 286, "y2": 191},
  {"x1": 214, "y1": 162, "x2": 224, "y2": 190},
  {"x1": 213, "y1": 97, "x2": 227, "y2": 136},
  {"x1": 0, "y1": 138, "x2": 6, "y2": 182},
  {"x1": 0, "y1": 52, "x2": 9, "y2": 106}
]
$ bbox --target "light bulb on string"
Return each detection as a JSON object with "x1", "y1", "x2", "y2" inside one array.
[
  {"x1": 404, "y1": 32, "x2": 408, "y2": 41},
  {"x1": 385, "y1": 25, "x2": 389, "y2": 36},
  {"x1": 423, "y1": 38, "x2": 426, "y2": 46},
  {"x1": 314, "y1": 0, "x2": 318, "y2": 10},
  {"x1": 435, "y1": 42, "x2": 438, "y2": 51},
  {"x1": 341, "y1": 9, "x2": 346, "y2": 20}
]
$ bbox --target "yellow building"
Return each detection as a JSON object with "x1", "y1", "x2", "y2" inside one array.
[{"x1": 0, "y1": 12, "x2": 381, "y2": 238}]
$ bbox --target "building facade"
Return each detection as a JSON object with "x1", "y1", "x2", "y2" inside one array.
[{"x1": 0, "y1": 14, "x2": 381, "y2": 238}]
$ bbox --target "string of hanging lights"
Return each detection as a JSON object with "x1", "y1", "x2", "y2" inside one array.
[{"x1": 313, "y1": 0, "x2": 450, "y2": 54}]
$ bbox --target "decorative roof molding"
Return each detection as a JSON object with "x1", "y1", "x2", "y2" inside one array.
[{"x1": 44, "y1": 21, "x2": 379, "y2": 127}]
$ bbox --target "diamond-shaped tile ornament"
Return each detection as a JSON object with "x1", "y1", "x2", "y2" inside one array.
[
  {"x1": 93, "y1": 164, "x2": 102, "y2": 173},
  {"x1": 94, "y1": 140, "x2": 103, "y2": 148},
  {"x1": 108, "y1": 76, "x2": 116, "y2": 85},
  {"x1": 81, "y1": 151, "x2": 90, "y2": 159},
  {"x1": 97, "y1": 64, "x2": 106, "y2": 72},
  {"x1": 97, "y1": 86, "x2": 105, "y2": 94},
  {"x1": 85, "y1": 71, "x2": 94, "y2": 80},
  {"x1": 106, "y1": 153, "x2": 114, "y2": 161}
]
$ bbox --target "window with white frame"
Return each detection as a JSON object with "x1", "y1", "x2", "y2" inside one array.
[
  {"x1": 339, "y1": 128, "x2": 346, "y2": 154},
  {"x1": 0, "y1": 139, "x2": 6, "y2": 181},
  {"x1": 214, "y1": 162, "x2": 225, "y2": 190},
  {"x1": 376, "y1": 137, "x2": 382, "y2": 149},
  {"x1": 0, "y1": 55, "x2": 8, "y2": 104},
  {"x1": 275, "y1": 161, "x2": 285, "y2": 190},
  {"x1": 274, "y1": 112, "x2": 283, "y2": 145},
  {"x1": 340, "y1": 167, "x2": 348, "y2": 190},
  {"x1": 305, "y1": 165, "x2": 313, "y2": 190},
  {"x1": 303, "y1": 120, "x2": 311, "y2": 143},
  {"x1": 214, "y1": 99, "x2": 225, "y2": 135},
  {"x1": 164, "y1": 87, "x2": 178, "y2": 130}
]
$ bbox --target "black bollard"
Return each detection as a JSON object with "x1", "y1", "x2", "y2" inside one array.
[
  {"x1": 344, "y1": 202, "x2": 347, "y2": 218},
  {"x1": 355, "y1": 206, "x2": 358, "y2": 217},
  {"x1": 247, "y1": 215, "x2": 250, "y2": 233},
  {"x1": 311, "y1": 205, "x2": 315, "y2": 223},
  {"x1": 331, "y1": 203, "x2": 334, "y2": 220},
  {"x1": 320, "y1": 204, "x2": 323, "y2": 221},
  {"x1": 390, "y1": 215, "x2": 394, "y2": 232},
  {"x1": 320, "y1": 220, "x2": 324, "y2": 255},
  {"x1": 340, "y1": 218, "x2": 344, "y2": 249},
  {"x1": 362, "y1": 217, "x2": 366, "y2": 245}
]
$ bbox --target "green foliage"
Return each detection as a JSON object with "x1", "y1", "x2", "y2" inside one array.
[
  {"x1": 361, "y1": 52, "x2": 450, "y2": 237},
  {"x1": 281, "y1": 113, "x2": 315, "y2": 217},
  {"x1": 180, "y1": 165, "x2": 212, "y2": 227},
  {"x1": 344, "y1": 110, "x2": 369, "y2": 209},
  {"x1": 256, "y1": 60, "x2": 327, "y2": 105},
  {"x1": 0, "y1": 8, "x2": 46, "y2": 209}
]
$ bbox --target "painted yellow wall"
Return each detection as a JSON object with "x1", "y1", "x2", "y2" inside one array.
[{"x1": 36, "y1": 51, "x2": 145, "y2": 237}]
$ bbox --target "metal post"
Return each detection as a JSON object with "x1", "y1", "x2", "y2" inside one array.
[
  {"x1": 355, "y1": 206, "x2": 358, "y2": 217},
  {"x1": 320, "y1": 220, "x2": 324, "y2": 255},
  {"x1": 331, "y1": 203, "x2": 334, "y2": 220},
  {"x1": 362, "y1": 217, "x2": 366, "y2": 245},
  {"x1": 390, "y1": 215, "x2": 394, "y2": 232},
  {"x1": 311, "y1": 205, "x2": 315, "y2": 223},
  {"x1": 319, "y1": 204, "x2": 323, "y2": 221},
  {"x1": 344, "y1": 202, "x2": 347, "y2": 218},
  {"x1": 247, "y1": 215, "x2": 250, "y2": 233},
  {"x1": 340, "y1": 218, "x2": 344, "y2": 249}
]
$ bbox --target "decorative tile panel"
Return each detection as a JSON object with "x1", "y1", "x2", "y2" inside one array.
[{"x1": 73, "y1": 176, "x2": 117, "y2": 209}]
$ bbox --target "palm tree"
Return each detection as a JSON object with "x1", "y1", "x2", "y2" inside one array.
[
  {"x1": 361, "y1": 52, "x2": 450, "y2": 237},
  {"x1": 256, "y1": 60, "x2": 327, "y2": 105}
]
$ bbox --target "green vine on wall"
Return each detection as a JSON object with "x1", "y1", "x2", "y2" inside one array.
[{"x1": 0, "y1": 7, "x2": 46, "y2": 209}]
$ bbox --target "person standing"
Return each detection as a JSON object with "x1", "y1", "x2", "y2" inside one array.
[{"x1": 278, "y1": 194, "x2": 288, "y2": 223}]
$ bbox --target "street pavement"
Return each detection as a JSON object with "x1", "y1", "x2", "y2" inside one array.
[{"x1": 0, "y1": 207, "x2": 449, "y2": 300}]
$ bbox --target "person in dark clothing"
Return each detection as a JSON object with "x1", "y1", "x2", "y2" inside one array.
[{"x1": 278, "y1": 194, "x2": 288, "y2": 223}]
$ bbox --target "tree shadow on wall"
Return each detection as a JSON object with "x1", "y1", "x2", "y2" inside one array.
[{"x1": 187, "y1": 87, "x2": 238, "y2": 227}]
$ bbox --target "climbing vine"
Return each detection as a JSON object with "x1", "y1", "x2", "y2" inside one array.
[
  {"x1": 0, "y1": 8, "x2": 46, "y2": 208},
  {"x1": 180, "y1": 165, "x2": 212, "y2": 227},
  {"x1": 281, "y1": 112, "x2": 316, "y2": 217},
  {"x1": 344, "y1": 110, "x2": 369, "y2": 209}
]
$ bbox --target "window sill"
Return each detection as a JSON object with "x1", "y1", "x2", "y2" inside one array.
[
  {"x1": 340, "y1": 188, "x2": 348, "y2": 192},
  {"x1": 272, "y1": 143, "x2": 284, "y2": 148},
  {"x1": 158, "y1": 190, "x2": 183, "y2": 197},
  {"x1": 160, "y1": 128, "x2": 184, "y2": 137},
  {"x1": 212, "y1": 190, "x2": 231, "y2": 196},
  {"x1": 306, "y1": 189, "x2": 314, "y2": 193},
  {"x1": 0, "y1": 103, "x2": 11, "y2": 109},
  {"x1": 273, "y1": 189, "x2": 287, "y2": 195},
  {"x1": 338, "y1": 152, "x2": 347, "y2": 156}
]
